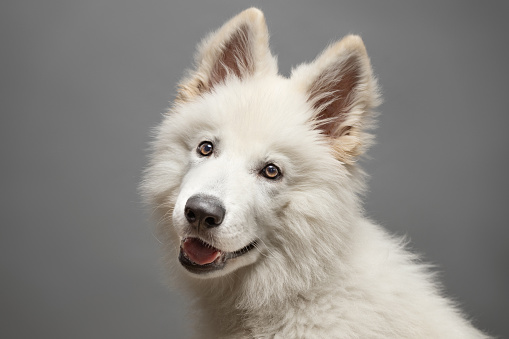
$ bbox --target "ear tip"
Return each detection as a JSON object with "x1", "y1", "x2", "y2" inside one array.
[
  {"x1": 217, "y1": 8, "x2": 266, "y2": 37},
  {"x1": 243, "y1": 7, "x2": 264, "y2": 16},
  {"x1": 343, "y1": 34, "x2": 364, "y2": 45},
  {"x1": 199, "y1": 7, "x2": 268, "y2": 56},
  {"x1": 238, "y1": 7, "x2": 266, "y2": 23},
  {"x1": 334, "y1": 34, "x2": 367, "y2": 55}
]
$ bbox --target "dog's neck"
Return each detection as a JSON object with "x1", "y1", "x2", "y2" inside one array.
[
  {"x1": 193, "y1": 280, "x2": 315, "y2": 337},
  {"x1": 187, "y1": 250, "x2": 352, "y2": 338}
]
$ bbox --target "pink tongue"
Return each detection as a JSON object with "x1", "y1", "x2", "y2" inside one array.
[{"x1": 182, "y1": 238, "x2": 221, "y2": 265}]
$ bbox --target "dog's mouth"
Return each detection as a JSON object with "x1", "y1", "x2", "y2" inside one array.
[{"x1": 179, "y1": 237, "x2": 257, "y2": 274}]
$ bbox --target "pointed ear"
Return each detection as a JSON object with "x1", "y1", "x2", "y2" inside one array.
[
  {"x1": 291, "y1": 35, "x2": 380, "y2": 163},
  {"x1": 176, "y1": 8, "x2": 277, "y2": 103}
]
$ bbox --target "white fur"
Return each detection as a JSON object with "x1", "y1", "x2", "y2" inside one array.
[{"x1": 141, "y1": 8, "x2": 490, "y2": 338}]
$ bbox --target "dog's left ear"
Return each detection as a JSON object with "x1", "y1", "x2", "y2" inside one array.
[
  {"x1": 292, "y1": 35, "x2": 380, "y2": 163},
  {"x1": 176, "y1": 8, "x2": 277, "y2": 103}
]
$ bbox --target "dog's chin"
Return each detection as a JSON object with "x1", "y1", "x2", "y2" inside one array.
[{"x1": 178, "y1": 237, "x2": 259, "y2": 278}]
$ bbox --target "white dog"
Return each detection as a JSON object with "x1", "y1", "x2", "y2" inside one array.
[{"x1": 142, "y1": 8, "x2": 489, "y2": 338}]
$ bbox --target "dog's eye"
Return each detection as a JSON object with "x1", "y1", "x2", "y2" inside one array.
[
  {"x1": 197, "y1": 141, "x2": 213, "y2": 156},
  {"x1": 262, "y1": 164, "x2": 281, "y2": 179}
]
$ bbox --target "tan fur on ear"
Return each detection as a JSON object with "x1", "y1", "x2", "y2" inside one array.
[
  {"x1": 176, "y1": 8, "x2": 277, "y2": 103},
  {"x1": 292, "y1": 35, "x2": 380, "y2": 164}
]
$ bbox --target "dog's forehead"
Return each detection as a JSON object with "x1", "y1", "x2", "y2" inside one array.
[{"x1": 200, "y1": 76, "x2": 312, "y2": 141}]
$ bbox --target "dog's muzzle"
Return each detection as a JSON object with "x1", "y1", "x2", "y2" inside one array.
[{"x1": 179, "y1": 195, "x2": 257, "y2": 274}]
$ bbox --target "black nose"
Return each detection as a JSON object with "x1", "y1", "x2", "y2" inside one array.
[{"x1": 184, "y1": 195, "x2": 225, "y2": 229}]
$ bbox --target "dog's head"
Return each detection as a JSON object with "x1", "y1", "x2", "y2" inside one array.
[{"x1": 142, "y1": 8, "x2": 379, "y2": 298}]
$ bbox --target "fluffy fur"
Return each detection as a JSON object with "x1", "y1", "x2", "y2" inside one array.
[{"x1": 141, "y1": 8, "x2": 489, "y2": 338}]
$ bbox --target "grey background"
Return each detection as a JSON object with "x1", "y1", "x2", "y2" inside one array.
[{"x1": 1, "y1": 1, "x2": 508, "y2": 338}]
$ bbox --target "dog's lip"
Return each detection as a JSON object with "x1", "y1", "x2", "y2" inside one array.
[{"x1": 178, "y1": 237, "x2": 257, "y2": 274}]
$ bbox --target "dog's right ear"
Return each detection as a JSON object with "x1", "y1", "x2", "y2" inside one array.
[
  {"x1": 291, "y1": 35, "x2": 380, "y2": 163},
  {"x1": 176, "y1": 8, "x2": 276, "y2": 103}
]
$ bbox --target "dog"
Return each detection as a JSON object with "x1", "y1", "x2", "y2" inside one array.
[{"x1": 141, "y1": 8, "x2": 489, "y2": 338}]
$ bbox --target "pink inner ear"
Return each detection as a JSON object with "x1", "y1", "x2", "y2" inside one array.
[
  {"x1": 309, "y1": 55, "x2": 360, "y2": 137},
  {"x1": 209, "y1": 24, "x2": 253, "y2": 87}
]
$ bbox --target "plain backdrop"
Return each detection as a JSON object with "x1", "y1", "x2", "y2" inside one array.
[{"x1": 1, "y1": 1, "x2": 508, "y2": 338}]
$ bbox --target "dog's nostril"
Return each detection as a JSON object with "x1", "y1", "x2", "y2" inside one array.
[
  {"x1": 204, "y1": 216, "x2": 217, "y2": 227},
  {"x1": 184, "y1": 195, "x2": 225, "y2": 229},
  {"x1": 185, "y1": 209, "x2": 196, "y2": 222}
]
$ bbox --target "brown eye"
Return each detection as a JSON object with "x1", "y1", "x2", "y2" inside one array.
[
  {"x1": 197, "y1": 141, "x2": 213, "y2": 156},
  {"x1": 262, "y1": 164, "x2": 281, "y2": 179}
]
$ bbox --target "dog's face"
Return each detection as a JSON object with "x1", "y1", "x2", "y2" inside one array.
[
  {"x1": 169, "y1": 77, "x2": 333, "y2": 278},
  {"x1": 142, "y1": 8, "x2": 379, "y2": 282}
]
